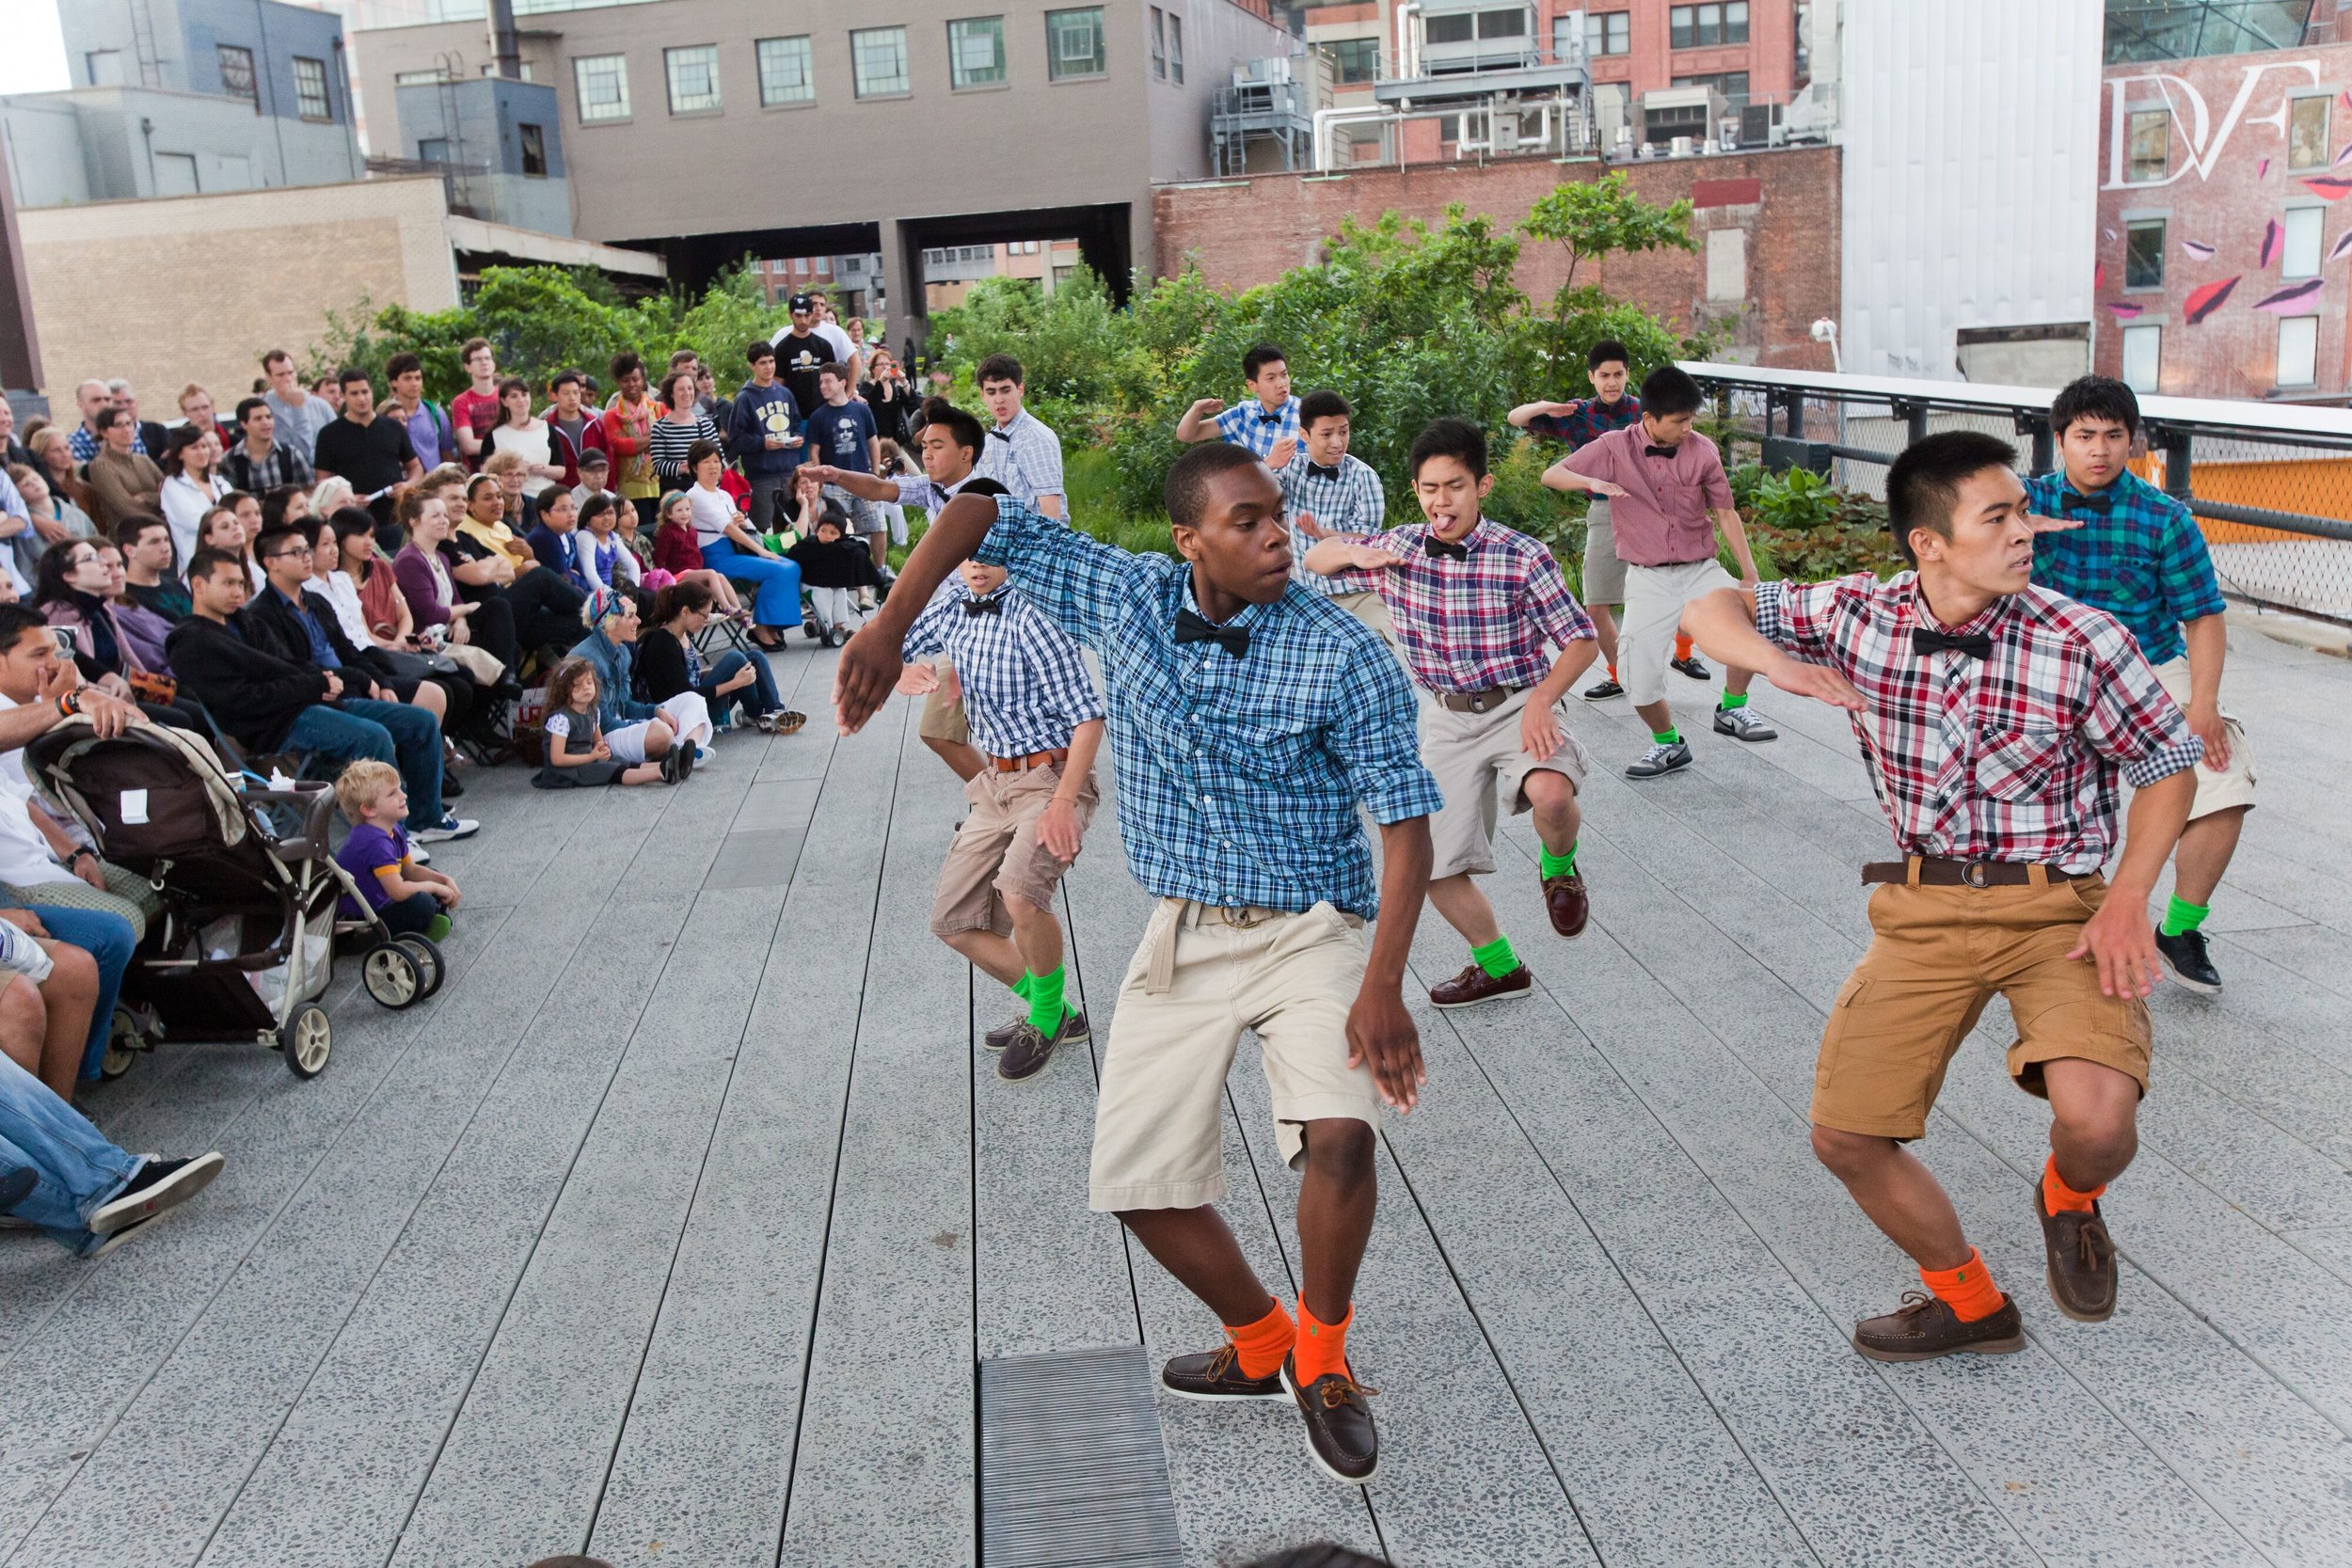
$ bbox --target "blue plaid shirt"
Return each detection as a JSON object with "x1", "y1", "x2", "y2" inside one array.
[
  {"x1": 1214, "y1": 395, "x2": 1302, "y2": 458},
  {"x1": 976, "y1": 498, "x2": 1442, "y2": 917},
  {"x1": 902, "y1": 582, "x2": 1104, "y2": 759},
  {"x1": 1277, "y1": 451, "x2": 1386, "y2": 590},
  {"x1": 2024, "y1": 467, "x2": 2225, "y2": 667},
  {"x1": 1525, "y1": 393, "x2": 1642, "y2": 450}
]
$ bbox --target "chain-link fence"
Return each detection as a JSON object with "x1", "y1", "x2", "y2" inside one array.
[{"x1": 1687, "y1": 365, "x2": 2352, "y2": 625}]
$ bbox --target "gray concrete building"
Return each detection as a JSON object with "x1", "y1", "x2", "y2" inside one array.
[
  {"x1": 389, "y1": 75, "x2": 572, "y2": 235},
  {"x1": 349, "y1": 0, "x2": 1297, "y2": 338}
]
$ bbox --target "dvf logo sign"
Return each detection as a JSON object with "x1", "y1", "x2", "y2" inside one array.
[{"x1": 2105, "y1": 58, "x2": 2323, "y2": 187}]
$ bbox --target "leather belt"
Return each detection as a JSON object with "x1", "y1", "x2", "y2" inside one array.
[
  {"x1": 991, "y1": 748, "x2": 1069, "y2": 773},
  {"x1": 1146, "y1": 898, "x2": 1294, "y2": 994},
  {"x1": 1862, "y1": 857, "x2": 2086, "y2": 889},
  {"x1": 1434, "y1": 685, "x2": 1521, "y2": 715}
]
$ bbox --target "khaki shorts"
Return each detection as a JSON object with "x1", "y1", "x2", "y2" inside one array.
[
  {"x1": 929, "y1": 762, "x2": 1096, "y2": 938},
  {"x1": 919, "y1": 656, "x2": 970, "y2": 746},
  {"x1": 1328, "y1": 588, "x2": 1397, "y2": 647},
  {"x1": 1812, "y1": 872, "x2": 2152, "y2": 1141},
  {"x1": 1089, "y1": 899, "x2": 1381, "y2": 1212},
  {"x1": 1421, "y1": 687, "x2": 1591, "y2": 880},
  {"x1": 2151, "y1": 656, "x2": 2256, "y2": 820},
  {"x1": 1580, "y1": 498, "x2": 1625, "y2": 606},
  {"x1": 1620, "y1": 559, "x2": 1735, "y2": 706}
]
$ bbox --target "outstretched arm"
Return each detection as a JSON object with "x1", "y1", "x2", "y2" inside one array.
[
  {"x1": 834, "y1": 492, "x2": 1002, "y2": 732},
  {"x1": 1349, "y1": 815, "x2": 1432, "y2": 1113},
  {"x1": 1507, "y1": 400, "x2": 1572, "y2": 429},
  {"x1": 796, "y1": 463, "x2": 897, "y2": 502},
  {"x1": 1682, "y1": 585, "x2": 1866, "y2": 713},
  {"x1": 1542, "y1": 458, "x2": 1622, "y2": 496},
  {"x1": 1174, "y1": 398, "x2": 1226, "y2": 443}
]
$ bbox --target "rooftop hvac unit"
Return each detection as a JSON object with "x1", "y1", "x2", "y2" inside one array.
[{"x1": 1232, "y1": 55, "x2": 1295, "y2": 87}]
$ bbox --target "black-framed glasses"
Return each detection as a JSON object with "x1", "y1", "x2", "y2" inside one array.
[{"x1": 267, "y1": 545, "x2": 313, "y2": 562}]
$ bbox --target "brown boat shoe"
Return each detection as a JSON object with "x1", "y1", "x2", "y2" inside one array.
[
  {"x1": 1428, "y1": 962, "x2": 1533, "y2": 1009},
  {"x1": 1851, "y1": 1290, "x2": 2026, "y2": 1362}
]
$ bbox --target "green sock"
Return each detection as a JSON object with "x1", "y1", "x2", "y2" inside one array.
[
  {"x1": 1540, "y1": 844, "x2": 1578, "y2": 879},
  {"x1": 1470, "y1": 934, "x2": 1519, "y2": 978},
  {"x1": 1025, "y1": 965, "x2": 1067, "y2": 1032},
  {"x1": 2160, "y1": 895, "x2": 2210, "y2": 938},
  {"x1": 425, "y1": 912, "x2": 452, "y2": 942},
  {"x1": 1718, "y1": 692, "x2": 1748, "y2": 711},
  {"x1": 1011, "y1": 973, "x2": 1033, "y2": 1000},
  {"x1": 1652, "y1": 729, "x2": 1682, "y2": 746}
]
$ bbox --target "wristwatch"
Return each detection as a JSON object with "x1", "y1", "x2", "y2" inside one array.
[
  {"x1": 55, "y1": 689, "x2": 80, "y2": 719},
  {"x1": 67, "y1": 847, "x2": 95, "y2": 870}
]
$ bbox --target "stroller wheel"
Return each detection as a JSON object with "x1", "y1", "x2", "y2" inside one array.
[
  {"x1": 393, "y1": 934, "x2": 445, "y2": 999},
  {"x1": 360, "y1": 942, "x2": 425, "y2": 1010},
  {"x1": 100, "y1": 1005, "x2": 149, "y2": 1080},
  {"x1": 279, "y1": 1004, "x2": 331, "y2": 1078}
]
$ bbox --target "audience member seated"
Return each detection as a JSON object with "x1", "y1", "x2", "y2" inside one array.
[
  {"x1": 0, "y1": 1047, "x2": 223, "y2": 1258},
  {"x1": 5, "y1": 462, "x2": 95, "y2": 589},
  {"x1": 82, "y1": 408, "x2": 164, "y2": 532},
  {"x1": 244, "y1": 522, "x2": 469, "y2": 743},
  {"x1": 565, "y1": 588, "x2": 712, "y2": 770},
  {"x1": 33, "y1": 538, "x2": 206, "y2": 732},
  {"x1": 526, "y1": 485, "x2": 595, "y2": 594},
  {"x1": 637, "y1": 579, "x2": 802, "y2": 736},
  {"x1": 117, "y1": 514, "x2": 191, "y2": 621},
  {"x1": 683, "y1": 441, "x2": 801, "y2": 650}
]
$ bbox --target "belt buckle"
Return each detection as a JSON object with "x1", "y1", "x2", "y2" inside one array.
[
  {"x1": 1963, "y1": 862, "x2": 1990, "y2": 889},
  {"x1": 1229, "y1": 906, "x2": 1265, "y2": 929}
]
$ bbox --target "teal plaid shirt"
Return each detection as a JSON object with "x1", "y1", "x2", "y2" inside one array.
[{"x1": 2024, "y1": 467, "x2": 2224, "y2": 666}]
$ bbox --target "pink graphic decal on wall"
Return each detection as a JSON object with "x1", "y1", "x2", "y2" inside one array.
[
  {"x1": 2185, "y1": 277, "x2": 2241, "y2": 324},
  {"x1": 2107, "y1": 301, "x2": 2146, "y2": 319},
  {"x1": 2260, "y1": 219, "x2": 2282, "y2": 266},
  {"x1": 2183, "y1": 239, "x2": 2217, "y2": 260},
  {"x1": 2330, "y1": 228, "x2": 2352, "y2": 263},
  {"x1": 2301, "y1": 176, "x2": 2352, "y2": 201},
  {"x1": 2252, "y1": 278, "x2": 2325, "y2": 312},
  {"x1": 2259, "y1": 157, "x2": 2272, "y2": 179}
]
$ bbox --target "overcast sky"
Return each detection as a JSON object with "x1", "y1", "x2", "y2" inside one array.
[{"x1": 0, "y1": 2, "x2": 69, "y2": 95}]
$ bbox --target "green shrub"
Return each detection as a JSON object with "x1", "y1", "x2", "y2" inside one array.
[{"x1": 1732, "y1": 465, "x2": 1903, "y2": 580}]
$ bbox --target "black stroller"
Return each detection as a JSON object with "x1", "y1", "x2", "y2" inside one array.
[{"x1": 23, "y1": 719, "x2": 443, "y2": 1080}]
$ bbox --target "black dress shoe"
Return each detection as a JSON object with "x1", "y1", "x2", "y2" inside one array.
[
  {"x1": 1671, "y1": 654, "x2": 1713, "y2": 681},
  {"x1": 2156, "y1": 929, "x2": 2222, "y2": 993},
  {"x1": 1160, "y1": 1342, "x2": 1288, "y2": 1402},
  {"x1": 1282, "y1": 1353, "x2": 1378, "y2": 1483}
]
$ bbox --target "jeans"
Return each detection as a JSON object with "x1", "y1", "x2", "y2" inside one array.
[
  {"x1": 378, "y1": 890, "x2": 443, "y2": 938},
  {"x1": 702, "y1": 648, "x2": 783, "y2": 721},
  {"x1": 285, "y1": 700, "x2": 445, "y2": 829},
  {"x1": 697, "y1": 537, "x2": 803, "y2": 631},
  {"x1": 0, "y1": 1050, "x2": 140, "y2": 1254},
  {"x1": 14, "y1": 903, "x2": 135, "y2": 1085}
]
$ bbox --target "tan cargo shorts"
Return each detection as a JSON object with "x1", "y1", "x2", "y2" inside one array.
[
  {"x1": 929, "y1": 762, "x2": 1095, "y2": 938},
  {"x1": 1420, "y1": 686, "x2": 1590, "y2": 881}
]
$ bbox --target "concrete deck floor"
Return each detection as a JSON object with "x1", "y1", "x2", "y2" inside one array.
[{"x1": 4, "y1": 625, "x2": 2350, "y2": 1568}]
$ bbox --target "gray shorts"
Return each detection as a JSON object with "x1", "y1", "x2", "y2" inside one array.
[
  {"x1": 822, "y1": 484, "x2": 887, "y2": 537},
  {"x1": 1581, "y1": 497, "x2": 1625, "y2": 606}
]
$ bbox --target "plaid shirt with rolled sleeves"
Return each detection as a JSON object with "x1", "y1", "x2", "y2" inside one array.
[
  {"x1": 1277, "y1": 451, "x2": 1385, "y2": 590},
  {"x1": 2023, "y1": 468, "x2": 2226, "y2": 667},
  {"x1": 901, "y1": 583, "x2": 1104, "y2": 761},
  {"x1": 1755, "y1": 572, "x2": 2203, "y2": 873},
  {"x1": 1213, "y1": 395, "x2": 1301, "y2": 458},
  {"x1": 975, "y1": 497, "x2": 1443, "y2": 918},
  {"x1": 974, "y1": 410, "x2": 1065, "y2": 510},
  {"x1": 1325, "y1": 518, "x2": 1597, "y2": 696},
  {"x1": 1524, "y1": 394, "x2": 1643, "y2": 450}
]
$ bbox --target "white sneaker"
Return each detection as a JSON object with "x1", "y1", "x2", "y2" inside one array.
[
  {"x1": 414, "y1": 814, "x2": 479, "y2": 844},
  {"x1": 1711, "y1": 705, "x2": 1779, "y2": 742},
  {"x1": 694, "y1": 744, "x2": 717, "y2": 768}
]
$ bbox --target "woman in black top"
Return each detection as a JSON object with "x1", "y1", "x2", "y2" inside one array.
[
  {"x1": 635, "y1": 578, "x2": 802, "y2": 735},
  {"x1": 32, "y1": 538, "x2": 208, "y2": 732},
  {"x1": 858, "y1": 350, "x2": 916, "y2": 447}
]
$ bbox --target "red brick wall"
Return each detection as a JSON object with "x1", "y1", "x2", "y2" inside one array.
[{"x1": 1152, "y1": 146, "x2": 1840, "y2": 369}]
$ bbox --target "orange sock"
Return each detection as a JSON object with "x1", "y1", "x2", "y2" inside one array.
[
  {"x1": 1606, "y1": 661, "x2": 1618, "y2": 681},
  {"x1": 1293, "y1": 1300, "x2": 1354, "y2": 1385},
  {"x1": 1919, "y1": 1247, "x2": 2007, "y2": 1323},
  {"x1": 1224, "y1": 1298, "x2": 1296, "y2": 1379},
  {"x1": 2042, "y1": 1154, "x2": 2105, "y2": 1214},
  {"x1": 1674, "y1": 632, "x2": 1695, "y2": 660}
]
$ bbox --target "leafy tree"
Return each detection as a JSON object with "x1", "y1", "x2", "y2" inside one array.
[{"x1": 1518, "y1": 170, "x2": 1696, "y2": 294}]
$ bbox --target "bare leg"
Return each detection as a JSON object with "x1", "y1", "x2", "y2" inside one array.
[
  {"x1": 943, "y1": 927, "x2": 1025, "y2": 990},
  {"x1": 407, "y1": 680, "x2": 448, "y2": 722},
  {"x1": 621, "y1": 763, "x2": 664, "y2": 785},
  {"x1": 1520, "y1": 770, "x2": 1581, "y2": 857},
  {"x1": 1588, "y1": 603, "x2": 1621, "y2": 674},
  {"x1": 642, "y1": 719, "x2": 674, "y2": 759},
  {"x1": 32, "y1": 942, "x2": 97, "y2": 1101},
  {"x1": 1007, "y1": 893, "x2": 1064, "y2": 978},
  {"x1": 1295, "y1": 1117, "x2": 1377, "y2": 1323},
  {"x1": 1811, "y1": 1126, "x2": 1971, "y2": 1271},
  {"x1": 0, "y1": 974, "x2": 43, "y2": 1080},
  {"x1": 1724, "y1": 665, "x2": 1754, "y2": 698},
  {"x1": 2170, "y1": 806, "x2": 2246, "y2": 908},
  {"x1": 2042, "y1": 1057, "x2": 2140, "y2": 1192},
  {"x1": 1634, "y1": 698, "x2": 1676, "y2": 736},
  {"x1": 1426, "y1": 875, "x2": 1502, "y2": 948},
  {"x1": 1121, "y1": 1206, "x2": 1278, "y2": 1326}
]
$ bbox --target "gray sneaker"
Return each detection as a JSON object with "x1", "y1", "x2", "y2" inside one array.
[
  {"x1": 1625, "y1": 740, "x2": 1692, "y2": 779},
  {"x1": 1712, "y1": 705, "x2": 1778, "y2": 742},
  {"x1": 997, "y1": 1008, "x2": 1091, "y2": 1082},
  {"x1": 985, "y1": 1006, "x2": 1089, "y2": 1053}
]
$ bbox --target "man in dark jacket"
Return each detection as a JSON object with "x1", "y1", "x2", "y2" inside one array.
[
  {"x1": 731, "y1": 340, "x2": 803, "y2": 535},
  {"x1": 166, "y1": 548, "x2": 477, "y2": 845}
]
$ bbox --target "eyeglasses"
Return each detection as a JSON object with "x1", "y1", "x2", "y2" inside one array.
[{"x1": 267, "y1": 545, "x2": 313, "y2": 562}]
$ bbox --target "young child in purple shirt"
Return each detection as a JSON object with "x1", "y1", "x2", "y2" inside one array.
[{"x1": 333, "y1": 759, "x2": 461, "y2": 941}]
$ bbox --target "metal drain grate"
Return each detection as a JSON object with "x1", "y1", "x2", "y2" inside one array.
[{"x1": 978, "y1": 1342, "x2": 1184, "y2": 1567}]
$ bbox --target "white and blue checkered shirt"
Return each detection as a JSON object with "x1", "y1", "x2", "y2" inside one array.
[
  {"x1": 901, "y1": 582, "x2": 1104, "y2": 760},
  {"x1": 1213, "y1": 395, "x2": 1300, "y2": 458},
  {"x1": 975, "y1": 497, "x2": 1441, "y2": 917},
  {"x1": 1277, "y1": 451, "x2": 1386, "y2": 590},
  {"x1": 974, "y1": 409, "x2": 1065, "y2": 507},
  {"x1": 894, "y1": 470, "x2": 981, "y2": 523}
]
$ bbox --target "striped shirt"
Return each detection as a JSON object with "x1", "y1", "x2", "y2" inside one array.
[
  {"x1": 646, "y1": 415, "x2": 723, "y2": 486},
  {"x1": 974, "y1": 410, "x2": 1065, "y2": 508},
  {"x1": 902, "y1": 584, "x2": 1104, "y2": 760},
  {"x1": 1277, "y1": 452, "x2": 1386, "y2": 591}
]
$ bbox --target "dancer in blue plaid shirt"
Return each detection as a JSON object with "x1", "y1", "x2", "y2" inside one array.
[
  {"x1": 2025, "y1": 375, "x2": 2248, "y2": 996},
  {"x1": 1178, "y1": 343, "x2": 1303, "y2": 467},
  {"x1": 1275, "y1": 390, "x2": 1395, "y2": 641},
  {"x1": 837, "y1": 445, "x2": 1439, "y2": 1488},
  {"x1": 972, "y1": 355, "x2": 1066, "y2": 519},
  {"x1": 1307, "y1": 419, "x2": 1600, "y2": 1011}
]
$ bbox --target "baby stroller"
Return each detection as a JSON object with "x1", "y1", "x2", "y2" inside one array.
[{"x1": 22, "y1": 719, "x2": 443, "y2": 1080}]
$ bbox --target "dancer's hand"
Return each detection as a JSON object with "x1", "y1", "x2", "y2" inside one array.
[
  {"x1": 834, "y1": 621, "x2": 903, "y2": 735},
  {"x1": 2068, "y1": 894, "x2": 2162, "y2": 998},
  {"x1": 1266, "y1": 435, "x2": 1297, "y2": 471},
  {"x1": 2025, "y1": 513, "x2": 2085, "y2": 534},
  {"x1": 1583, "y1": 477, "x2": 1628, "y2": 499},
  {"x1": 1346, "y1": 987, "x2": 1425, "y2": 1113},
  {"x1": 1038, "y1": 796, "x2": 1086, "y2": 863},
  {"x1": 2185, "y1": 700, "x2": 2232, "y2": 769},
  {"x1": 1519, "y1": 699, "x2": 1563, "y2": 761},
  {"x1": 1768, "y1": 657, "x2": 1867, "y2": 713}
]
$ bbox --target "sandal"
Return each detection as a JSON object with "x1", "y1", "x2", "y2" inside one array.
[{"x1": 773, "y1": 709, "x2": 808, "y2": 735}]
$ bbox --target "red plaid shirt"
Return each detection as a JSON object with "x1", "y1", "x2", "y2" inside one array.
[
  {"x1": 1756, "y1": 572, "x2": 2201, "y2": 872},
  {"x1": 1327, "y1": 518, "x2": 1596, "y2": 694}
]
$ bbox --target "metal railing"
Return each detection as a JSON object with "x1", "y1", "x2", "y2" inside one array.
[{"x1": 1682, "y1": 362, "x2": 2352, "y2": 626}]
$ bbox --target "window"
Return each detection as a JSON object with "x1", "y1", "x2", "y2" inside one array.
[
  {"x1": 1327, "y1": 37, "x2": 1380, "y2": 83},
  {"x1": 2278, "y1": 314, "x2": 2318, "y2": 387},
  {"x1": 1151, "y1": 8, "x2": 1167, "y2": 78},
  {"x1": 1705, "y1": 229, "x2": 1747, "y2": 302},
  {"x1": 573, "y1": 54, "x2": 631, "y2": 123},
  {"x1": 1553, "y1": 16, "x2": 1578, "y2": 60},
  {"x1": 1675, "y1": 71, "x2": 1751, "y2": 107},
  {"x1": 87, "y1": 50, "x2": 123, "y2": 87},
  {"x1": 2282, "y1": 205, "x2": 2324, "y2": 278},
  {"x1": 665, "y1": 45, "x2": 721, "y2": 114},
  {"x1": 1169, "y1": 14, "x2": 1183, "y2": 82},
  {"x1": 757, "y1": 37, "x2": 815, "y2": 105},
  {"x1": 395, "y1": 68, "x2": 451, "y2": 87},
  {"x1": 293, "y1": 56, "x2": 332, "y2": 120},
  {"x1": 1046, "y1": 8, "x2": 1107, "y2": 79},
  {"x1": 2124, "y1": 218, "x2": 2166, "y2": 289},
  {"x1": 2128, "y1": 108, "x2": 2169, "y2": 182},
  {"x1": 1671, "y1": 3, "x2": 1749, "y2": 48},
  {"x1": 851, "y1": 26, "x2": 911, "y2": 98},
  {"x1": 950, "y1": 17, "x2": 1008, "y2": 88},
  {"x1": 418, "y1": 136, "x2": 451, "y2": 165},
  {"x1": 1587, "y1": 11, "x2": 1631, "y2": 55},
  {"x1": 480, "y1": 61, "x2": 536, "y2": 82},
  {"x1": 2289, "y1": 94, "x2": 2330, "y2": 170},
  {"x1": 218, "y1": 44, "x2": 258, "y2": 108},
  {"x1": 519, "y1": 122, "x2": 547, "y2": 177},
  {"x1": 2121, "y1": 324, "x2": 2163, "y2": 393}
]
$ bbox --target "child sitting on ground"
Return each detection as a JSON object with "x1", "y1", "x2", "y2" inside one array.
[
  {"x1": 787, "y1": 502, "x2": 882, "y2": 646},
  {"x1": 332, "y1": 759, "x2": 461, "y2": 941},
  {"x1": 533, "y1": 657, "x2": 690, "y2": 788}
]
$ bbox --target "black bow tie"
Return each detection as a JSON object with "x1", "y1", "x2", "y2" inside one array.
[
  {"x1": 1424, "y1": 534, "x2": 1470, "y2": 561},
  {"x1": 1913, "y1": 626, "x2": 1992, "y2": 659},
  {"x1": 1306, "y1": 461, "x2": 1341, "y2": 481},
  {"x1": 1645, "y1": 444, "x2": 1680, "y2": 460},
  {"x1": 930, "y1": 483, "x2": 952, "y2": 505},
  {"x1": 963, "y1": 595, "x2": 1004, "y2": 617},
  {"x1": 1256, "y1": 409, "x2": 1285, "y2": 423},
  {"x1": 987, "y1": 428, "x2": 1010, "y2": 440},
  {"x1": 1175, "y1": 608, "x2": 1249, "y2": 657},
  {"x1": 2061, "y1": 493, "x2": 2112, "y2": 515}
]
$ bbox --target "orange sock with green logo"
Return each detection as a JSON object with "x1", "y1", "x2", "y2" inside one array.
[
  {"x1": 1223, "y1": 1298, "x2": 1295, "y2": 1379},
  {"x1": 1293, "y1": 1300, "x2": 1354, "y2": 1385},
  {"x1": 1919, "y1": 1247, "x2": 2007, "y2": 1323},
  {"x1": 1675, "y1": 633, "x2": 1695, "y2": 660},
  {"x1": 2042, "y1": 1154, "x2": 2105, "y2": 1214}
]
